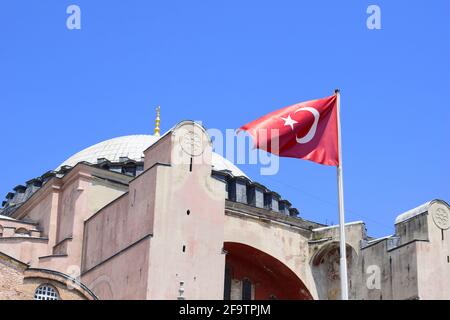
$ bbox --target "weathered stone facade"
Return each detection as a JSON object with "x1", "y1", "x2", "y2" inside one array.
[
  {"x1": 0, "y1": 253, "x2": 28, "y2": 300},
  {"x1": 0, "y1": 252, "x2": 96, "y2": 300},
  {"x1": 0, "y1": 120, "x2": 449, "y2": 300}
]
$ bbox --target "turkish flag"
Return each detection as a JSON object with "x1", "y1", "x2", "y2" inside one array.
[{"x1": 239, "y1": 94, "x2": 339, "y2": 166}]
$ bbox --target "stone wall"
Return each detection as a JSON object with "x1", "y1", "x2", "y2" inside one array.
[
  {"x1": 1, "y1": 253, "x2": 95, "y2": 300},
  {"x1": 0, "y1": 254, "x2": 28, "y2": 300}
]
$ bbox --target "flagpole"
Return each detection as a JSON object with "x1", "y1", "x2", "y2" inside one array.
[{"x1": 335, "y1": 89, "x2": 349, "y2": 300}]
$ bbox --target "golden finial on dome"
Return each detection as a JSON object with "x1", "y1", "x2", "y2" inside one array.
[{"x1": 154, "y1": 106, "x2": 161, "y2": 137}]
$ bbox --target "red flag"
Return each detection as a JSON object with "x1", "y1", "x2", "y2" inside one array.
[{"x1": 239, "y1": 94, "x2": 339, "y2": 166}]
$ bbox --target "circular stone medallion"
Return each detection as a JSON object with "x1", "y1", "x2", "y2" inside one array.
[
  {"x1": 180, "y1": 130, "x2": 205, "y2": 157},
  {"x1": 431, "y1": 203, "x2": 450, "y2": 230}
]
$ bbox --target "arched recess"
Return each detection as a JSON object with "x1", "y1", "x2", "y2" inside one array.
[
  {"x1": 310, "y1": 241, "x2": 358, "y2": 300},
  {"x1": 15, "y1": 227, "x2": 30, "y2": 236},
  {"x1": 85, "y1": 275, "x2": 114, "y2": 300},
  {"x1": 0, "y1": 225, "x2": 3, "y2": 237},
  {"x1": 224, "y1": 242, "x2": 313, "y2": 300}
]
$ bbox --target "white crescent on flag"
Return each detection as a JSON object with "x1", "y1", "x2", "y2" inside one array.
[{"x1": 294, "y1": 107, "x2": 320, "y2": 144}]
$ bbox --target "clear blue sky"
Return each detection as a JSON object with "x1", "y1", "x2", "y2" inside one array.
[{"x1": 1, "y1": 1, "x2": 449, "y2": 237}]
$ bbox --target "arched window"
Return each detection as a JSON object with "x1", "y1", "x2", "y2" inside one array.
[
  {"x1": 242, "y1": 278, "x2": 252, "y2": 300},
  {"x1": 223, "y1": 265, "x2": 232, "y2": 300},
  {"x1": 34, "y1": 284, "x2": 60, "y2": 300},
  {"x1": 122, "y1": 165, "x2": 137, "y2": 177},
  {"x1": 15, "y1": 228, "x2": 30, "y2": 237},
  {"x1": 100, "y1": 163, "x2": 110, "y2": 171}
]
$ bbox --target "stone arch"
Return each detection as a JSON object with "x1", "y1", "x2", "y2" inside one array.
[
  {"x1": 224, "y1": 242, "x2": 313, "y2": 300},
  {"x1": 24, "y1": 268, "x2": 98, "y2": 300},
  {"x1": 15, "y1": 227, "x2": 30, "y2": 236},
  {"x1": 310, "y1": 241, "x2": 358, "y2": 300},
  {"x1": 86, "y1": 275, "x2": 114, "y2": 300}
]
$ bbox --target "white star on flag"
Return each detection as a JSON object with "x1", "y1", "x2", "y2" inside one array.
[{"x1": 281, "y1": 114, "x2": 298, "y2": 130}]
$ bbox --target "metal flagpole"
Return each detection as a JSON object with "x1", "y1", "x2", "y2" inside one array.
[{"x1": 335, "y1": 89, "x2": 349, "y2": 300}]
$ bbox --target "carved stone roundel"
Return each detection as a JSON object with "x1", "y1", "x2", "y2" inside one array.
[
  {"x1": 431, "y1": 204, "x2": 450, "y2": 230},
  {"x1": 180, "y1": 130, "x2": 204, "y2": 157}
]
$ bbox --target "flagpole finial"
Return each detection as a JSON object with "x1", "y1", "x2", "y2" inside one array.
[
  {"x1": 334, "y1": 89, "x2": 340, "y2": 94},
  {"x1": 154, "y1": 106, "x2": 161, "y2": 137}
]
